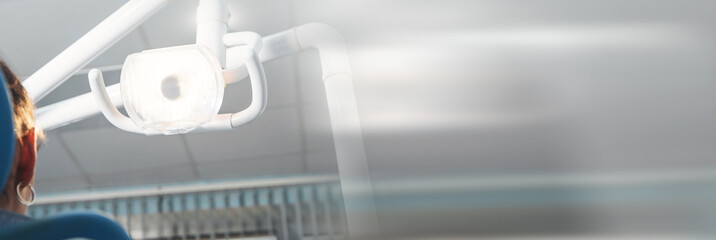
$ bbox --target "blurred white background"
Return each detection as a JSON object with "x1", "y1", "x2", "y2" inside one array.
[{"x1": 2, "y1": 0, "x2": 716, "y2": 238}]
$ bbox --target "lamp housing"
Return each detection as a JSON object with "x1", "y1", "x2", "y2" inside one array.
[{"x1": 120, "y1": 44, "x2": 225, "y2": 135}]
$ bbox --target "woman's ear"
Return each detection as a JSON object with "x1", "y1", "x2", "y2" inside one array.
[{"x1": 16, "y1": 128, "x2": 36, "y2": 185}]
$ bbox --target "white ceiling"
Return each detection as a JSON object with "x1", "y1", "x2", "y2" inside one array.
[
  {"x1": 1, "y1": 0, "x2": 339, "y2": 193},
  {"x1": 1, "y1": 0, "x2": 716, "y2": 198}
]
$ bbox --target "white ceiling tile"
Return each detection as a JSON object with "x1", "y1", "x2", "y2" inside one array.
[
  {"x1": 51, "y1": 114, "x2": 113, "y2": 134},
  {"x1": 36, "y1": 70, "x2": 122, "y2": 108},
  {"x1": 221, "y1": 57, "x2": 298, "y2": 113},
  {"x1": 35, "y1": 133, "x2": 84, "y2": 180},
  {"x1": 0, "y1": 0, "x2": 146, "y2": 76},
  {"x1": 35, "y1": 176, "x2": 90, "y2": 194},
  {"x1": 185, "y1": 107, "x2": 303, "y2": 162},
  {"x1": 306, "y1": 151, "x2": 338, "y2": 174},
  {"x1": 295, "y1": 51, "x2": 328, "y2": 104},
  {"x1": 301, "y1": 103, "x2": 335, "y2": 152},
  {"x1": 139, "y1": 0, "x2": 295, "y2": 51},
  {"x1": 220, "y1": 76, "x2": 252, "y2": 113},
  {"x1": 88, "y1": 30, "x2": 147, "y2": 68},
  {"x1": 34, "y1": 75, "x2": 90, "y2": 108},
  {"x1": 197, "y1": 153, "x2": 305, "y2": 181},
  {"x1": 264, "y1": 57, "x2": 298, "y2": 107},
  {"x1": 227, "y1": 0, "x2": 293, "y2": 36},
  {"x1": 89, "y1": 165, "x2": 197, "y2": 189},
  {"x1": 140, "y1": 0, "x2": 295, "y2": 48},
  {"x1": 60, "y1": 127, "x2": 192, "y2": 175},
  {"x1": 291, "y1": 0, "x2": 357, "y2": 26},
  {"x1": 141, "y1": 0, "x2": 199, "y2": 48}
]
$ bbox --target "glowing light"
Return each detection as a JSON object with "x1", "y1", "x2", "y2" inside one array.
[{"x1": 120, "y1": 45, "x2": 224, "y2": 134}]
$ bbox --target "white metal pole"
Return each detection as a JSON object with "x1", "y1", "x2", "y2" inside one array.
[
  {"x1": 23, "y1": 0, "x2": 172, "y2": 102},
  {"x1": 294, "y1": 23, "x2": 379, "y2": 238},
  {"x1": 323, "y1": 75, "x2": 380, "y2": 238},
  {"x1": 196, "y1": 0, "x2": 229, "y2": 68},
  {"x1": 34, "y1": 84, "x2": 122, "y2": 130}
]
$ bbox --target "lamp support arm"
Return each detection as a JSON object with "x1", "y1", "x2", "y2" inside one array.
[
  {"x1": 35, "y1": 24, "x2": 380, "y2": 237},
  {"x1": 23, "y1": 0, "x2": 172, "y2": 102},
  {"x1": 196, "y1": 0, "x2": 228, "y2": 68},
  {"x1": 296, "y1": 23, "x2": 379, "y2": 238}
]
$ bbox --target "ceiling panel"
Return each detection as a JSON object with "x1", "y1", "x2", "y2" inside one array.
[
  {"x1": 60, "y1": 127, "x2": 193, "y2": 175},
  {"x1": 301, "y1": 103, "x2": 334, "y2": 152},
  {"x1": 196, "y1": 153, "x2": 305, "y2": 181},
  {"x1": 35, "y1": 133, "x2": 83, "y2": 180},
  {"x1": 220, "y1": 75, "x2": 252, "y2": 114},
  {"x1": 261, "y1": 56, "x2": 298, "y2": 107},
  {"x1": 306, "y1": 150, "x2": 337, "y2": 174},
  {"x1": 0, "y1": 0, "x2": 147, "y2": 76},
  {"x1": 88, "y1": 164, "x2": 197, "y2": 190},
  {"x1": 140, "y1": 0, "x2": 198, "y2": 49},
  {"x1": 295, "y1": 51, "x2": 327, "y2": 104},
  {"x1": 36, "y1": 70, "x2": 122, "y2": 108},
  {"x1": 227, "y1": 0, "x2": 293, "y2": 36},
  {"x1": 221, "y1": 56, "x2": 298, "y2": 114},
  {"x1": 35, "y1": 176, "x2": 89, "y2": 194},
  {"x1": 140, "y1": 0, "x2": 295, "y2": 50},
  {"x1": 184, "y1": 107, "x2": 303, "y2": 163},
  {"x1": 52, "y1": 114, "x2": 113, "y2": 134}
]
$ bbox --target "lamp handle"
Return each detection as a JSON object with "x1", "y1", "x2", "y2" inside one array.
[
  {"x1": 221, "y1": 31, "x2": 263, "y2": 84},
  {"x1": 196, "y1": 48, "x2": 267, "y2": 132},
  {"x1": 227, "y1": 48, "x2": 267, "y2": 127},
  {"x1": 88, "y1": 69, "x2": 154, "y2": 135},
  {"x1": 194, "y1": 32, "x2": 267, "y2": 132},
  {"x1": 89, "y1": 32, "x2": 266, "y2": 134}
]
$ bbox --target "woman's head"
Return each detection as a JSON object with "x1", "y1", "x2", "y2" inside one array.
[{"x1": 0, "y1": 60, "x2": 44, "y2": 214}]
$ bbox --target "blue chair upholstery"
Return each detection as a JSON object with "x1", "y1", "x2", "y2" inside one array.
[
  {"x1": 0, "y1": 212, "x2": 132, "y2": 240},
  {"x1": 0, "y1": 63, "x2": 14, "y2": 194},
  {"x1": 0, "y1": 68, "x2": 130, "y2": 239}
]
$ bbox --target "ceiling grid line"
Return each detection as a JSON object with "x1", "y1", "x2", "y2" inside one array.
[
  {"x1": 179, "y1": 135, "x2": 202, "y2": 179},
  {"x1": 55, "y1": 133, "x2": 93, "y2": 187},
  {"x1": 135, "y1": 26, "x2": 154, "y2": 50},
  {"x1": 196, "y1": 148, "x2": 335, "y2": 170}
]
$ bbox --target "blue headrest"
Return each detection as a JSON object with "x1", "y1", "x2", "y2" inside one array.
[
  {"x1": 0, "y1": 211, "x2": 131, "y2": 240},
  {"x1": 0, "y1": 70, "x2": 15, "y2": 188},
  {"x1": 0, "y1": 72, "x2": 130, "y2": 239}
]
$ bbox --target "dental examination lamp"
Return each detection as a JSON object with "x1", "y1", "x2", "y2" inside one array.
[
  {"x1": 91, "y1": 37, "x2": 266, "y2": 135},
  {"x1": 21, "y1": 0, "x2": 378, "y2": 238}
]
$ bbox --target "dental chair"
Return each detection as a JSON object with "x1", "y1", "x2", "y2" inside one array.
[{"x1": 0, "y1": 71, "x2": 130, "y2": 239}]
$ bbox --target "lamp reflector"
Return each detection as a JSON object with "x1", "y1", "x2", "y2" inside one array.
[{"x1": 120, "y1": 45, "x2": 224, "y2": 135}]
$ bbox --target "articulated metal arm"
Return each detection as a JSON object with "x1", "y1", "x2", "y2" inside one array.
[
  {"x1": 24, "y1": 0, "x2": 172, "y2": 102},
  {"x1": 32, "y1": 19, "x2": 378, "y2": 237}
]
